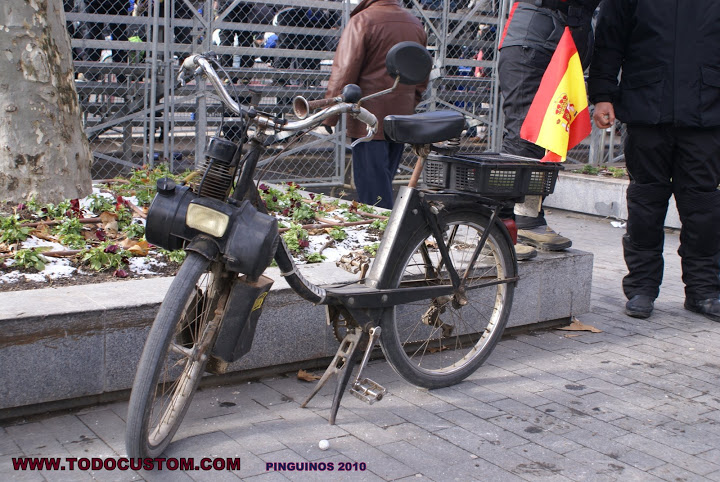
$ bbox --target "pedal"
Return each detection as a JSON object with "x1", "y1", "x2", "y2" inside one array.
[{"x1": 350, "y1": 378, "x2": 386, "y2": 404}]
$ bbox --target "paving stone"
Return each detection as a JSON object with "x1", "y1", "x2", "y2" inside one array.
[
  {"x1": 439, "y1": 409, "x2": 528, "y2": 448},
  {"x1": 613, "y1": 432, "x2": 720, "y2": 476},
  {"x1": 77, "y1": 409, "x2": 129, "y2": 456},
  {"x1": 0, "y1": 427, "x2": 21, "y2": 456},
  {"x1": 243, "y1": 472, "x2": 290, "y2": 481},
  {"x1": 648, "y1": 463, "x2": 710, "y2": 482},
  {"x1": 381, "y1": 381, "x2": 456, "y2": 415},
  {"x1": 562, "y1": 447, "x2": 664, "y2": 481},
  {"x1": 327, "y1": 436, "x2": 416, "y2": 480},
  {"x1": 561, "y1": 428, "x2": 665, "y2": 472}
]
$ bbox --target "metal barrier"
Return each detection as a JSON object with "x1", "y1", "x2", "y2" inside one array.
[{"x1": 64, "y1": 0, "x2": 619, "y2": 183}]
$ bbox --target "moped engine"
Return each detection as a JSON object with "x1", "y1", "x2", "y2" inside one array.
[{"x1": 195, "y1": 136, "x2": 239, "y2": 201}]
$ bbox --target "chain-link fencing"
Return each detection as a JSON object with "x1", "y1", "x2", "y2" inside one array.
[{"x1": 64, "y1": 0, "x2": 622, "y2": 183}]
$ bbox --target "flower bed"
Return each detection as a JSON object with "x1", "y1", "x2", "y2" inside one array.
[{"x1": 0, "y1": 166, "x2": 387, "y2": 292}]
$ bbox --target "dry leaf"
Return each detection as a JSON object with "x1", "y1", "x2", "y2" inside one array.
[
  {"x1": 428, "y1": 345, "x2": 447, "y2": 354},
  {"x1": 121, "y1": 238, "x2": 150, "y2": 256},
  {"x1": 99, "y1": 211, "x2": 119, "y2": 233},
  {"x1": 32, "y1": 225, "x2": 56, "y2": 242},
  {"x1": 558, "y1": 317, "x2": 602, "y2": 333},
  {"x1": 297, "y1": 369, "x2": 321, "y2": 382},
  {"x1": 0, "y1": 242, "x2": 11, "y2": 254}
]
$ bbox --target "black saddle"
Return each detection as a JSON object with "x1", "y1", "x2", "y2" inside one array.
[{"x1": 383, "y1": 110, "x2": 465, "y2": 145}]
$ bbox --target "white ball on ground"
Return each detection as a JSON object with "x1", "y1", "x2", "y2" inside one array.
[{"x1": 318, "y1": 439, "x2": 330, "y2": 451}]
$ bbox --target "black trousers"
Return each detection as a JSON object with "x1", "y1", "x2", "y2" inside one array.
[
  {"x1": 623, "y1": 124, "x2": 720, "y2": 300},
  {"x1": 497, "y1": 45, "x2": 552, "y2": 229}
]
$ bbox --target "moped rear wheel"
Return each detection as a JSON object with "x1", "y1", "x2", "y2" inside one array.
[
  {"x1": 380, "y1": 210, "x2": 516, "y2": 389},
  {"x1": 125, "y1": 252, "x2": 230, "y2": 458}
]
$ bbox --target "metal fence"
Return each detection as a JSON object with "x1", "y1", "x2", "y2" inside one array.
[{"x1": 64, "y1": 0, "x2": 622, "y2": 183}]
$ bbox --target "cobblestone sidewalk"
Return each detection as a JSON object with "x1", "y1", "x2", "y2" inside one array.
[{"x1": 2, "y1": 210, "x2": 720, "y2": 481}]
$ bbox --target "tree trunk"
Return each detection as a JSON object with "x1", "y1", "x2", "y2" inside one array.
[{"x1": 0, "y1": 0, "x2": 92, "y2": 204}]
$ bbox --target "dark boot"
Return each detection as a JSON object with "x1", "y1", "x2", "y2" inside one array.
[
  {"x1": 684, "y1": 297, "x2": 720, "y2": 322},
  {"x1": 625, "y1": 295, "x2": 654, "y2": 319}
]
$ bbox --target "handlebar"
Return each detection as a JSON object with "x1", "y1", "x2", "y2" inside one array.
[{"x1": 178, "y1": 54, "x2": 378, "y2": 144}]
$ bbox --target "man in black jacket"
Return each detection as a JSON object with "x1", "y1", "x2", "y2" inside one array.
[
  {"x1": 589, "y1": 0, "x2": 720, "y2": 321},
  {"x1": 497, "y1": 0, "x2": 601, "y2": 254}
]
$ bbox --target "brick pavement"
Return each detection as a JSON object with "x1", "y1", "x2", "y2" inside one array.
[{"x1": 3, "y1": 209, "x2": 720, "y2": 481}]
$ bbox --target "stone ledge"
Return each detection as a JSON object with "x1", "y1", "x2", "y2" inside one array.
[
  {"x1": 544, "y1": 173, "x2": 681, "y2": 229},
  {"x1": 0, "y1": 248, "x2": 592, "y2": 414}
]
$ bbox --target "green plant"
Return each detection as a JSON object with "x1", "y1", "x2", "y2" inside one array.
[
  {"x1": 291, "y1": 203, "x2": 316, "y2": 224},
  {"x1": 359, "y1": 204, "x2": 378, "y2": 214},
  {"x1": 39, "y1": 200, "x2": 72, "y2": 219},
  {"x1": 25, "y1": 196, "x2": 42, "y2": 215},
  {"x1": 114, "y1": 205, "x2": 133, "y2": 231},
  {"x1": 305, "y1": 252, "x2": 326, "y2": 263},
  {"x1": 370, "y1": 219, "x2": 388, "y2": 231},
  {"x1": 124, "y1": 221, "x2": 146, "y2": 239},
  {"x1": 158, "y1": 248, "x2": 187, "y2": 264},
  {"x1": 0, "y1": 214, "x2": 32, "y2": 244},
  {"x1": 608, "y1": 166, "x2": 627, "y2": 178},
  {"x1": 80, "y1": 243, "x2": 130, "y2": 272},
  {"x1": 364, "y1": 242, "x2": 380, "y2": 257},
  {"x1": 282, "y1": 223, "x2": 309, "y2": 253},
  {"x1": 13, "y1": 249, "x2": 48, "y2": 271},
  {"x1": 86, "y1": 194, "x2": 115, "y2": 215},
  {"x1": 343, "y1": 211, "x2": 363, "y2": 222},
  {"x1": 329, "y1": 227, "x2": 347, "y2": 241},
  {"x1": 59, "y1": 233, "x2": 87, "y2": 249},
  {"x1": 258, "y1": 184, "x2": 286, "y2": 212},
  {"x1": 53, "y1": 217, "x2": 83, "y2": 238},
  {"x1": 580, "y1": 164, "x2": 600, "y2": 176}
]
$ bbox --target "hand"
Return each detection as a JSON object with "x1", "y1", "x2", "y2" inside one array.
[{"x1": 593, "y1": 102, "x2": 616, "y2": 129}]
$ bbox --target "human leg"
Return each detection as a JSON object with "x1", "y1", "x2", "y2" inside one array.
[
  {"x1": 351, "y1": 140, "x2": 398, "y2": 209},
  {"x1": 671, "y1": 126, "x2": 720, "y2": 320},
  {"x1": 498, "y1": 45, "x2": 570, "y2": 249},
  {"x1": 622, "y1": 125, "x2": 674, "y2": 302}
]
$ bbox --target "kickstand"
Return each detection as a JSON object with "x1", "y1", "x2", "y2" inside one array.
[{"x1": 300, "y1": 329, "x2": 368, "y2": 424}]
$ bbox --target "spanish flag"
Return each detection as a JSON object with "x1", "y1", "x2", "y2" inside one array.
[{"x1": 520, "y1": 27, "x2": 591, "y2": 162}]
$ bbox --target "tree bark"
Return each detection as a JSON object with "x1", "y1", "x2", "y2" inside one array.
[{"x1": 0, "y1": 0, "x2": 92, "y2": 204}]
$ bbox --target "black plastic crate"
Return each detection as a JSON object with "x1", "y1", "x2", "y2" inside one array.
[{"x1": 423, "y1": 152, "x2": 562, "y2": 199}]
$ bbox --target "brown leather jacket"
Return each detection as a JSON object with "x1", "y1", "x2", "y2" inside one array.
[{"x1": 324, "y1": 0, "x2": 427, "y2": 140}]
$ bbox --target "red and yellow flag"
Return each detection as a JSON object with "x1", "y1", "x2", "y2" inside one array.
[{"x1": 520, "y1": 27, "x2": 591, "y2": 162}]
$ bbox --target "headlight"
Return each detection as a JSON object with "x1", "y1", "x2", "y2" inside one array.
[{"x1": 186, "y1": 203, "x2": 230, "y2": 238}]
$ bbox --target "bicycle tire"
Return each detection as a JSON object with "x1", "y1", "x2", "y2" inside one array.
[
  {"x1": 379, "y1": 209, "x2": 516, "y2": 389},
  {"x1": 125, "y1": 252, "x2": 230, "y2": 458}
]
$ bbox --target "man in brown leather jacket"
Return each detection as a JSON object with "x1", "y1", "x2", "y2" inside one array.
[{"x1": 323, "y1": 0, "x2": 427, "y2": 209}]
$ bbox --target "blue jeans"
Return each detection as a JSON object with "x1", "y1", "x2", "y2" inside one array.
[{"x1": 351, "y1": 140, "x2": 404, "y2": 209}]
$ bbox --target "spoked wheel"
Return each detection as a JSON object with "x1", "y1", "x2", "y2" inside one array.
[
  {"x1": 380, "y1": 210, "x2": 516, "y2": 389},
  {"x1": 126, "y1": 252, "x2": 231, "y2": 458}
]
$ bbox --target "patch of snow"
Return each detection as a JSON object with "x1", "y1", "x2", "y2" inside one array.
[
  {"x1": 43, "y1": 258, "x2": 77, "y2": 279},
  {"x1": 129, "y1": 255, "x2": 167, "y2": 275},
  {"x1": 22, "y1": 236, "x2": 65, "y2": 251}
]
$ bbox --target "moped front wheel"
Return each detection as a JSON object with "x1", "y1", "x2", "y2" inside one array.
[
  {"x1": 380, "y1": 210, "x2": 516, "y2": 389},
  {"x1": 125, "y1": 252, "x2": 231, "y2": 458}
]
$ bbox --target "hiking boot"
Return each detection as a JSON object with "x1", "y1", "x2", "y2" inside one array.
[
  {"x1": 684, "y1": 297, "x2": 720, "y2": 322},
  {"x1": 625, "y1": 295, "x2": 654, "y2": 319},
  {"x1": 517, "y1": 225, "x2": 572, "y2": 251},
  {"x1": 515, "y1": 244, "x2": 537, "y2": 261}
]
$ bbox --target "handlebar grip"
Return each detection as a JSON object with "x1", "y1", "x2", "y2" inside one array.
[{"x1": 354, "y1": 107, "x2": 378, "y2": 130}]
